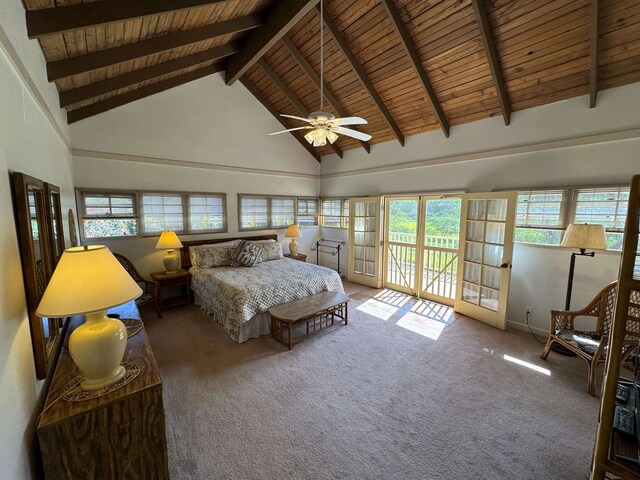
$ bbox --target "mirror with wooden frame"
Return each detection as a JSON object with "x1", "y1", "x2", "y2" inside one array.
[{"x1": 11, "y1": 172, "x2": 67, "y2": 379}]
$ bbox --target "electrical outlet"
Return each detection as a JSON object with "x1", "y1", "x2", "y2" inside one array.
[{"x1": 525, "y1": 306, "x2": 532, "y2": 316}]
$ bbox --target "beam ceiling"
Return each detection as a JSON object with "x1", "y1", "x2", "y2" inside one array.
[
  {"x1": 225, "y1": 0, "x2": 319, "y2": 85},
  {"x1": 19, "y1": 0, "x2": 640, "y2": 159},
  {"x1": 26, "y1": 0, "x2": 231, "y2": 39}
]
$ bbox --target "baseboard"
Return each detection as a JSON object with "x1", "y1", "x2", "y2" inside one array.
[{"x1": 507, "y1": 320, "x2": 548, "y2": 337}]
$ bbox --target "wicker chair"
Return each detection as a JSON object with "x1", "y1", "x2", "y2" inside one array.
[
  {"x1": 541, "y1": 281, "x2": 640, "y2": 395},
  {"x1": 113, "y1": 253, "x2": 162, "y2": 319}
]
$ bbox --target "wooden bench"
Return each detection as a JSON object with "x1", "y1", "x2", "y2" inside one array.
[{"x1": 269, "y1": 291, "x2": 349, "y2": 350}]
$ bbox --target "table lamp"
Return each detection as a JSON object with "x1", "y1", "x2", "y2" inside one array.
[
  {"x1": 36, "y1": 245, "x2": 142, "y2": 390},
  {"x1": 156, "y1": 230, "x2": 183, "y2": 274},
  {"x1": 285, "y1": 225, "x2": 302, "y2": 256},
  {"x1": 561, "y1": 223, "x2": 607, "y2": 310}
]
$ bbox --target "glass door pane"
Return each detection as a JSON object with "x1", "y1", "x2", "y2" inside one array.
[
  {"x1": 349, "y1": 198, "x2": 382, "y2": 287},
  {"x1": 455, "y1": 192, "x2": 517, "y2": 330}
]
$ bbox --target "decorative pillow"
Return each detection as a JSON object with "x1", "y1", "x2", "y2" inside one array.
[
  {"x1": 191, "y1": 240, "x2": 241, "y2": 268},
  {"x1": 192, "y1": 245, "x2": 236, "y2": 268},
  {"x1": 231, "y1": 240, "x2": 262, "y2": 267},
  {"x1": 258, "y1": 241, "x2": 284, "y2": 262}
]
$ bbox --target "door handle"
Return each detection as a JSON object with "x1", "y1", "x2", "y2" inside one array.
[{"x1": 500, "y1": 262, "x2": 512, "y2": 269}]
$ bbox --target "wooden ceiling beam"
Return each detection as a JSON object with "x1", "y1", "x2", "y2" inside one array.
[
  {"x1": 239, "y1": 78, "x2": 321, "y2": 163},
  {"x1": 26, "y1": 0, "x2": 232, "y2": 39},
  {"x1": 66, "y1": 64, "x2": 223, "y2": 124},
  {"x1": 318, "y1": 5, "x2": 405, "y2": 146},
  {"x1": 258, "y1": 59, "x2": 343, "y2": 159},
  {"x1": 471, "y1": 0, "x2": 511, "y2": 126},
  {"x1": 589, "y1": 0, "x2": 599, "y2": 108},
  {"x1": 225, "y1": 0, "x2": 319, "y2": 86},
  {"x1": 381, "y1": 0, "x2": 449, "y2": 138},
  {"x1": 60, "y1": 44, "x2": 238, "y2": 108},
  {"x1": 46, "y1": 15, "x2": 261, "y2": 82},
  {"x1": 281, "y1": 35, "x2": 371, "y2": 154}
]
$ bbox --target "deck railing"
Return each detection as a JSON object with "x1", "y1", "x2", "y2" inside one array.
[
  {"x1": 386, "y1": 231, "x2": 459, "y2": 300},
  {"x1": 388, "y1": 232, "x2": 459, "y2": 250}
]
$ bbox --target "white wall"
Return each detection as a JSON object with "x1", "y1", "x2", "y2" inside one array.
[
  {"x1": 0, "y1": 2, "x2": 74, "y2": 477},
  {"x1": 320, "y1": 83, "x2": 640, "y2": 333},
  {"x1": 70, "y1": 73, "x2": 323, "y2": 276}
]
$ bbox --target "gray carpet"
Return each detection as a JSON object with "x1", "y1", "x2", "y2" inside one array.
[{"x1": 143, "y1": 284, "x2": 599, "y2": 480}]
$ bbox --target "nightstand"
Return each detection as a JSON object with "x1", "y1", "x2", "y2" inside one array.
[
  {"x1": 284, "y1": 253, "x2": 307, "y2": 262},
  {"x1": 150, "y1": 269, "x2": 191, "y2": 311}
]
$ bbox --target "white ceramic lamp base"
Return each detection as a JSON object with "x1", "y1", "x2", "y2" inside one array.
[
  {"x1": 288, "y1": 238, "x2": 299, "y2": 256},
  {"x1": 163, "y1": 248, "x2": 180, "y2": 274},
  {"x1": 68, "y1": 310, "x2": 127, "y2": 391}
]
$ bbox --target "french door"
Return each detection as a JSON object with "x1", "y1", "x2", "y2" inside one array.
[
  {"x1": 348, "y1": 197, "x2": 383, "y2": 288},
  {"x1": 454, "y1": 192, "x2": 517, "y2": 330},
  {"x1": 383, "y1": 196, "x2": 461, "y2": 305}
]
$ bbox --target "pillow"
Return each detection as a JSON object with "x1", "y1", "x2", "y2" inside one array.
[
  {"x1": 191, "y1": 240, "x2": 241, "y2": 267},
  {"x1": 231, "y1": 240, "x2": 262, "y2": 267},
  {"x1": 251, "y1": 239, "x2": 276, "y2": 244},
  {"x1": 192, "y1": 245, "x2": 237, "y2": 268},
  {"x1": 258, "y1": 241, "x2": 284, "y2": 262}
]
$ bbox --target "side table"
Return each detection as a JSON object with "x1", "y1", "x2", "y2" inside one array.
[
  {"x1": 284, "y1": 253, "x2": 307, "y2": 262},
  {"x1": 37, "y1": 302, "x2": 169, "y2": 479},
  {"x1": 151, "y1": 269, "x2": 191, "y2": 311}
]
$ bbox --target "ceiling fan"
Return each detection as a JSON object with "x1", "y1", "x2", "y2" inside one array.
[{"x1": 269, "y1": 0, "x2": 372, "y2": 147}]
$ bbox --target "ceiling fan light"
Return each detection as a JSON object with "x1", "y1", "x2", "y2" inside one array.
[
  {"x1": 313, "y1": 128, "x2": 327, "y2": 146},
  {"x1": 304, "y1": 130, "x2": 316, "y2": 144},
  {"x1": 326, "y1": 130, "x2": 338, "y2": 144}
]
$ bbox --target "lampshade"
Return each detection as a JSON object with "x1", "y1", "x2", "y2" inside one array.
[
  {"x1": 561, "y1": 224, "x2": 607, "y2": 250},
  {"x1": 36, "y1": 245, "x2": 143, "y2": 317},
  {"x1": 285, "y1": 225, "x2": 302, "y2": 238},
  {"x1": 155, "y1": 230, "x2": 183, "y2": 249}
]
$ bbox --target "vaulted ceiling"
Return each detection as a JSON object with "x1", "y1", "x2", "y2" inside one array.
[{"x1": 22, "y1": 0, "x2": 640, "y2": 161}]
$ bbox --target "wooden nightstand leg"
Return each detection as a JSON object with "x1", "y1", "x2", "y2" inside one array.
[{"x1": 155, "y1": 282, "x2": 162, "y2": 318}]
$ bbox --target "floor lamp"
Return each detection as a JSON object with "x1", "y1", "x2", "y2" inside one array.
[{"x1": 553, "y1": 223, "x2": 607, "y2": 355}]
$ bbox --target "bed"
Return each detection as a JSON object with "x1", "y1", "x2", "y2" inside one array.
[{"x1": 181, "y1": 235, "x2": 345, "y2": 343}]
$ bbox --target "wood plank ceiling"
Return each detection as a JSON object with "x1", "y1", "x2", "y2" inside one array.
[{"x1": 21, "y1": 0, "x2": 640, "y2": 161}]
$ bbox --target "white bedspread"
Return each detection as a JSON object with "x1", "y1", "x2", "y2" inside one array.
[{"x1": 190, "y1": 258, "x2": 345, "y2": 342}]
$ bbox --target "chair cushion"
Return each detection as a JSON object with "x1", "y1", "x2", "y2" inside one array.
[
  {"x1": 555, "y1": 329, "x2": 603, "y2": 355},
  {"x1": 135, "y1": 293, "x2": 154, "y2": 305}
]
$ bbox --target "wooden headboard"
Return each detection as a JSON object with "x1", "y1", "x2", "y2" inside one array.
[{"x1": 181, "y1": 234, "x2": 279, "y2": 269}]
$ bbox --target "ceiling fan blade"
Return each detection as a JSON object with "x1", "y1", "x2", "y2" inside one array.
[
  {"x1": 333, "y1": 126, "x2": 372, "y2": 142},
  {"x1": 268, "y1": 126, "x2": 312, "y2": 135},
  {"x1": 280, "y1": 114, "x2": 311, "y2": 123},
  {"x1": 332, "y1": 116, "x2": 368, "y2": 126}
]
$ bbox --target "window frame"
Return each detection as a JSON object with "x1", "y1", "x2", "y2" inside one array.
[
  {"x1": 76, "y1": 188, "x2": 228, "y2": 240},
  {"x1": 237, "y1": 194, "x2": 297, "y2": 231},
  {"x1": 320, "y1": 197, "x2": 350, "y2": 229},
  {"x1": 296, "y1": 197, "x2": 319, "y2": 227},
  {"x1": 514, "y1": 184, "x2": 630, "y2": 250}
]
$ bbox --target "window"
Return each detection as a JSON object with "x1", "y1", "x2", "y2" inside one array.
[
  {"x1": 141, "y1": 193, "x2": 184, "y2": 233},
  {"x1": 189, "y1": 194, "x2": 226, "y2": 232},
  {"x1": 271, "y1": 198, "x2": 295, "y2": 228},
  {"x1": 238, "y1": 195, "x2": 297, "y2": 230},
  {"x1": 515, "y1": 185, "x2": 629, "y2": 250},
  {"x1": 77, "y1": 190, "x2": 226, "y2": 239},
  {"x1": 297, "y1": 198, "x2": 318, "y2": 226},
  {"x1": 239, "y1": 196, "x2": 269, "y2": 229},
  {"x1": 515, "y1": 190, "x2": 567, "y2": 245},
  {"x1": 573, "y1": 187, "x2": 628, "y2": 250},
  {"x1": 79, "y1": 191, "x2": 138, "y2": 238},
  {"x1": 321, "y1": 198, "x2": 349, "y2": 228}
]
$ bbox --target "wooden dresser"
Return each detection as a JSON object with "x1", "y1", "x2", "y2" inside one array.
[{"x1": 37, "y1": 304, "x2": 169, "y2": 479}]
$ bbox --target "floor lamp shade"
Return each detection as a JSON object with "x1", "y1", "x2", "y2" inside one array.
[
  {"x1": 285, "y1": 225, "x2": 302, "y2": 256},
  {"x1": 561, "y1": 224, "x2": 607, "y2": 251},
  {"x1": 36, "y1": 245, "x2": 143, "y2": 390},
  {"x1": 156, "y1": 231, "x2": 183, "y2": 274}
]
